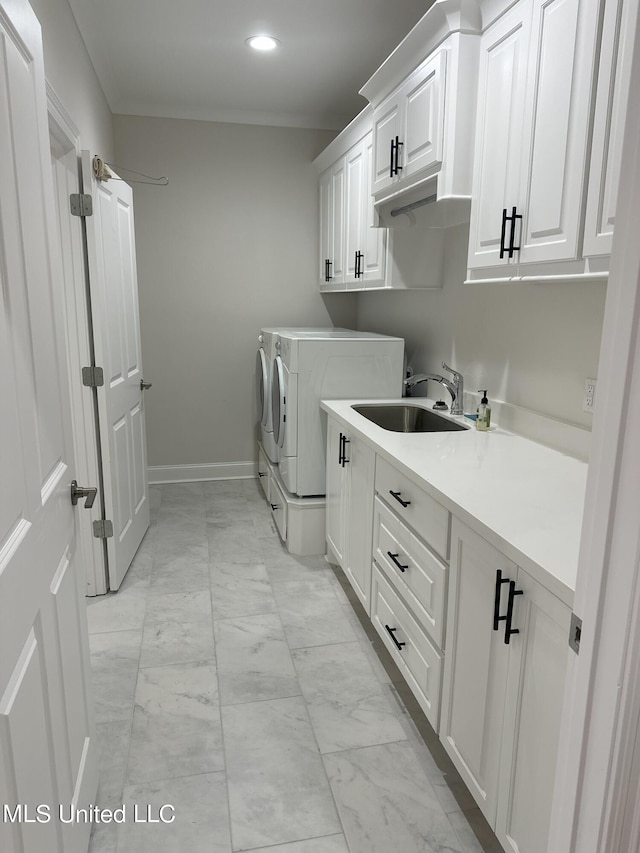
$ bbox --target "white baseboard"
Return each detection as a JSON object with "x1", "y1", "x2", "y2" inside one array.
[{"x1": 148, "y1": 462, "x2": 257, "y2": 484}]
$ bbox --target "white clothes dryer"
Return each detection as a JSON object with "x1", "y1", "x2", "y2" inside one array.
[{"x1": 271, "y1": 329, "x2": 404, "y2": 497}]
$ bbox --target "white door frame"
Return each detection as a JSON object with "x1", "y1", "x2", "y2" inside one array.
[
  {"x1": 47, "y1": 85, "x2": 107, "y2": 596},
  {"x1": 549, "y1": 3, "x2": 640, "y2": 849}
]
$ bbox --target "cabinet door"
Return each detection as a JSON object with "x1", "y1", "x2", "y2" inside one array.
[
  {"x1": 583, "y1": 0, "x2": 638, "y2": 257},
  {"x1": 402, "y1": 50, "x2": 446, "y2": 181},
  {"x1": 496, "y1": 570, "x2": 570, "y2": 853},
  {"x1": 372, "y1": 96, "x2": 402, "y2": 195},
  {"x1": 325, "y1": 419, "x2": 346, "y2": 565},
  {"x1": 319, "y1": 167, "x2": 333, "y2": 286},
  {"x1": 440, "y1": 519, "x2": 517, "y2": 824},
  {"x1": 343, "y1": 437, "x2": 375, "y2": 612},
  {"x1": 345, "y1": 140, "x2": 366, "y2": 287},
  {"x1": 361, "y1": 133, "x2": 387, "y2": 286},
  {"x1": 467, "y1": 0, "x2": 530, "y2": 272},
  {"x1": 331, "y1": 159, "x2": 346, "y2": 286},
  {"x1": 518, "y1": 0, "x2": 599, "y2": 265}
]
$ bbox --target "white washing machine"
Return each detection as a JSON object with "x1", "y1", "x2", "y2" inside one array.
[
  {"x1": 271, "y1": 329, "x2": 404, "y2": 497},
  {"x1": 256, "y1": 328, "x2": 281, "y2": 463},
  {"x1": 256, "y1": 327, "x2": 337, "y2": 463}
]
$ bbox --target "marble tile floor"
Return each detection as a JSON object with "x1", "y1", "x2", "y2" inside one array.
[{"x1": 86, "y1": 479, "x2": 503, "y2": 853}]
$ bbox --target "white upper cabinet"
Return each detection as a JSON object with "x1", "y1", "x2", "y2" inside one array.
[
  {"x1": 316, "y1": 110, "x2": 389, "y2": 292},
  {"x1": 361, "y1": 1, "x2": 482, "y2": 226},
  {"x1": 467, "y1": 0, "x2": 603, "y2": 279},
  {"x1": 583, "y1": 0, "x2": 639, "y2": 257},
  {"x1": 372, "y1": 51, "x2": 446, "y2": 197}
]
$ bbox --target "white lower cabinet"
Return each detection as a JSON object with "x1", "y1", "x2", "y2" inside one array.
[
  {"x1": 325, "y1": 417, "x2": 376, "y2": 611},
  {"x1": 440, "y1": 518, "x2": 570, "y2": 853}
]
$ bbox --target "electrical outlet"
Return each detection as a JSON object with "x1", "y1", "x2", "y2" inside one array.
[{"x1": 583, "y1": 378, "x2": 597, "y2": 413}]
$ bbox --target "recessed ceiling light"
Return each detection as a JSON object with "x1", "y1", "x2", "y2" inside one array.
[{"x1": 246, "y1": 35, "x2": 280, "y2": 52}]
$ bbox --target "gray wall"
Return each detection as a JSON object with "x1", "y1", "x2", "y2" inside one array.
[
  {"x1": 113, "y1": 115, "x2": 356, "y2": 468},
  {"x1": 31, "y1": 0, "x2": 114, "y2": 159},
  {"x1": 357, "y1": 224, "x2": 607, "y2": 431}
]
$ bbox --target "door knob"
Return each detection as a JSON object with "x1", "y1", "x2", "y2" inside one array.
[
  {"x1": 70, "y1": 480, "x2": 97, "y2": 509},
  {"x1": 140, "y1": 380, "x2": 152, "y2": 390}
]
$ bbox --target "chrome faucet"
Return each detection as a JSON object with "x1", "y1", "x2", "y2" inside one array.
[
  {"x1": 403, "y1": 361, "x2": 464, "y2": 416},
  {"x1": 442, "y1": 362, "x2": 464, "y2": 415}
]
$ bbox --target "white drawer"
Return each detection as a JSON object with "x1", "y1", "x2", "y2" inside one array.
[
  {"x1": 371, "y1": 566, "x2": 442, "y2": 732},
  {"x1": 375, "y1": 455, "x2": 450, "y2": 560},
  {"x1": 269, "y1": 475, "x2": 287, "y2": 542},
  {"x1": 373, "y1": 496, "x2": 447, "y2": 649},
  {"x1": 257, "y1": 444, "x2": 270, "y2": 499}
]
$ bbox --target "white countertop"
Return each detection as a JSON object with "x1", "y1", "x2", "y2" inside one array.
[{"x1": 321, "y1": 398, "x2": 588, "y2": 607}]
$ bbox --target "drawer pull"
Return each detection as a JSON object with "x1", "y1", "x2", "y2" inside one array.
[
  {"x1": 387, "y1": 551, "x2": 408, "y2": 573},
  {"x1": 389, "y1": 490, "x2": 411, "y2": 508},
  {"x1": 270, "y1": 503, "x2": 279, "y2": 511},
  {"x1": 384, "y1": 624, "x2": 406, "y2": 650},
  {"x1": 258, "y1": 471, "x2": 266, "y2": 478}
]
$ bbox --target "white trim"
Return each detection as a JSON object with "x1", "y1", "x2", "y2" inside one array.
[
  {"x1": 148, "y1": 462, "x2": 258, "y2": 484},
  {"x1": 548, "y1": 3, "x2": 640, "y2": 849}
]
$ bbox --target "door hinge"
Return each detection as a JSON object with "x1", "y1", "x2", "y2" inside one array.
[
  {"x1": 93, "y1": 520, "x2": 113, "y2": 539},
  {"x1": 82, "y1": 366, "x2": 104, "y2": 387},
  {"x1": 70, "y1": 193, "x2": 93, "y2": 217},
  {"x1": 569, "y1": 612, "x2": 582, "y2": 654}
]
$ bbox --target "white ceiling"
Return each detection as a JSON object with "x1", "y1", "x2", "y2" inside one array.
[{"x1": 67, "y1": 0, "x2": 435, "y2": 130}]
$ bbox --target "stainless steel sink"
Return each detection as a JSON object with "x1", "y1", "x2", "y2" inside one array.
[{"x1": 352, "y1": 404, "x2": 468, "y2": 432}]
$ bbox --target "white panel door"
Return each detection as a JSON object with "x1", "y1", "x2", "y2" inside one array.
[
  {"x1": 583, "y1": 0, "x2": 639, "y2": 257},
  {"x1": 467, "y1": 0, "x2": 530, "y2": 271},
  {"x1": 0, "y1": 2, "x2": 97, "y2": 851},
  {"x1": 81, "y1": 152, "x2": 150, "y2": 590},
  {"x1": 345, "y1": 139, "x2": 365, "y2": 287},
  {"x1": 372, "y1": 96, "x2": 402, "y2": 194},
  {"x1": 440, "y1": 519, "x2": 516, "y2": 824},
  {"x1": 344, "y1": 437, "x2": 375, "y2": 613},
  {"x1": 403, "y1": 50, "x2": 446, "y2": 181},
  {"x1": 362, "y1": 133, "x2": 387, "y2": 286},
  {"x1": 518, "y1": 0, "x2": 598, "y2": 264},
  {"x1": 330, "y1": 158, "x2": 346, "y2": 287},
  {"x1": 325, "y1": 419, "x2": 346, "y2": 566},
  {"x1": 319, "y1": 166, "x2": 333, "y2": 286},
  {"x1": 496, "y1": 570, "x2": 570, "y2": 853}
]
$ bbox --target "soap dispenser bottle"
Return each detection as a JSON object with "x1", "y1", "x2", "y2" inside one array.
[{"x1": 476, "y1": 390, "x2": 491, "y2": 431}]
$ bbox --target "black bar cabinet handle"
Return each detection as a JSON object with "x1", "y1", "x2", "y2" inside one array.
[
  {"x1": 387, "y1": 551, "x2": 408, "y2": 573},
  {"x1": 341, "y1": 437, "x2": 350, "y2": 466},
  {"x1": 508, "y1": 206, "x2": 522, "y2": 257},
  {"x1": 493, "y1": 569, "x2": 510, "y2": 631},
  {"x1": 270, "y1": 503, "x2": 279, "y2": 511},
  {"x1": 385, "y1": 624, "x2": 406, "y2": 650},
  {"x1": 394, "y1": 136, "x2": 403, "y2": 174},
  {"x1": 504, "y1": 580, "x2": 523, "y2": 644},
  {"x1": 258, "y1": 471, "x2": 265, "y2": 478},
  {"x1": 389, "y1": 490, "x2": 411, "y2": 508},
  {"x1": 499, "y1": 208, "x2": 508, "y2": 259},
  {"x1": 389, "y1": 138, "x2": 396, "y2": 178},
  {"x1": 338, "y1": 432, "x2": 345, "y2": 466},
  {"x1": 325, "y1": 259, "x2": 333, "y2": 282}
]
